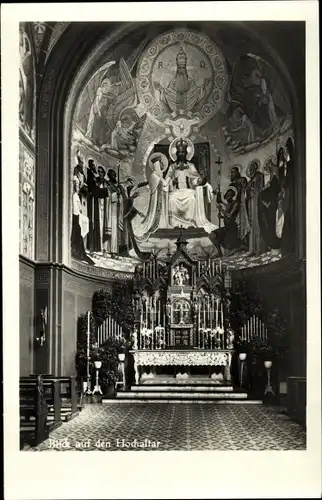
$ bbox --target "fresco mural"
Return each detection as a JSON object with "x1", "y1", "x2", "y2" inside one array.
[
  {"x1": 69, "y1": 25, "x2": 296, "y2": 272},
  {"x1": 19, "y1": 22, "x2": 36, "y2": 260},
  {"x1": 19, "y1": 23, "x2": 35, "y2": 140},
  {"x1": 222, "y1": 53, "x2": 293, "y2": 155}
]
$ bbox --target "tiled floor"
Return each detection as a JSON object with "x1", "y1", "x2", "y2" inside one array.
[{"x1": 27, "y1": 403, "x2": 306, "y2": 451}]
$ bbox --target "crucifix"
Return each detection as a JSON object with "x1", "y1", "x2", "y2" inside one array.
[{"x1": 215, "y1": 156, "x2": 223, "y2": 229}]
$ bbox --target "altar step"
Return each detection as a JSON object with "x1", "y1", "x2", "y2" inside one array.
[
  {"x1": 130, "y1": 385, "x2": 235, "y2": 392},
  {"x1": 102, "y1": 384, "x2": 262, "y2": 404}
]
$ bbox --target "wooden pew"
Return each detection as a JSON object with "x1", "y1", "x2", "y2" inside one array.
[
  {"x1": 27, "y1": 375, "x2": 79, "y2": 421},
  {"x1": 19, "y1": 375, "x2": 49, "y2": 448},
  {"x1": 20, "y1": 377, "x2": 62, "y2": 429}
]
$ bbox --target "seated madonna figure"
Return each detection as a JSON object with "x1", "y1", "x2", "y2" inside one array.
[{"x1": 135, "y1": 139, "x2": 217, "y2": 242}]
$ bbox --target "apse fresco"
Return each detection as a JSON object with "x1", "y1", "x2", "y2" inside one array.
[
  {"x1": 19, "y1": 22, "x2": 36, "y2": 260},
  {"x1": 70, "y1": 25, "x2": 296, "y2": 272}
]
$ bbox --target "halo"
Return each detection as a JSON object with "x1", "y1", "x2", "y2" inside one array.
[
  {"x1": 246, "y1": 159, "x2": 261, "y2": 178},
  {"x1": 224, "y1": 185, "x2": 238, "y2": 201},
  {"x1": 169, "y1": 137, "x2": 195, "y2": 161},
  {"x1": 148, "y1": 152, "x2": 169, "y2": 172},
  {"x1": 263, "y1": 155, "x2": 277, "y2": 172},
  {"x1": 230, "y1": 164, "x2": 242, "y2": 174}
]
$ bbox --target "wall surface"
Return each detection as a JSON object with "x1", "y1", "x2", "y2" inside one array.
[{"x1": 20, "y1": 258, "x2": 35, "y2": 375}]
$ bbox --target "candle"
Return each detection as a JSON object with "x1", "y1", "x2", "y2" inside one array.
[
  {"x1": 203, "y1": 297, "x2": 206, "y2": 328},
  {"x1": 215, "y1": 299, "x2": 218, "y2": 326},
  {"x1": 87, "y1": 310, "x2": 90, "y2": 358},
  {"x1": 221, "y1": 302, "x2": 223, "y2": 328},
  {"x1": 210, "y1": 296, "x2": 213, "y2": 329},
  {"x1": 197, "y1": 301, "x2": 200, "y2": 348}
]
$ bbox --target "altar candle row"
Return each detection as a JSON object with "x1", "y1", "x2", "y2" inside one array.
[
  {"x1": 198, "y1": 297, "x2": 224, "y2": 329},
  {"x1": 241, "y1": 315, "x2": 268, "y2": 342},
  {"x1": 141, "y1": 297, "x2": 164, "y2": 329},
  {"x1": 142, "y1": 260, "x2": 159, "y2": 280},
  {"x1": 140, "y1": 326, "x2": 167, "y2": 350},
  {"x1": 195, "y1": 259, "x2": 229, "y2": 279},
  {"x1": 197, "y1": 328, "x2": 224, "y2": 350}
]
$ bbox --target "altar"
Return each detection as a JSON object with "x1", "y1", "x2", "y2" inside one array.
[
  {"x1": 128, "y1": 230, "x2": 235, "y2": 385},
  {"x1": 131, "y1": 349, "x2": 232, "y2": 385}
]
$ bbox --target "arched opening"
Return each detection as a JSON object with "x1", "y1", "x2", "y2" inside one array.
[{"x1": 53, "y1": 22, "x2": 303, "y2": 276}]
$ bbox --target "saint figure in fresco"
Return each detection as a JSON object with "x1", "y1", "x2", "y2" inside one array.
[
  {"x1": 71, "y1": 176, "x2": 93, "y2": 265},
  {"x1": 280, "y1": 138, "x2": 296, "y2": 255},
  {"x1": 228, "y1": 165, "x2": 250, "y2": 248},
  {"x1": 86, "y1": 159, "x2": 98, "y2": 252},
  {"x1": 155, "y1": 46, "x2": 211, "y2": 113},
  {"x1": 275, "y1": 146, "x2": 287, "y2": 241},
  {"x1": 209, "y1": 187, "x2": 241, "y2": 257},
  {"x1": 259, "y1": 157, "x2": 281, "y2": 251},
  {"x1": 91, "y1": 165, "x2": 110, "y2": 254},
  {"x1": 245, "y1": 160, "x2": 266, "y2": 255},
  {"x1": 135, "y1": 141, "x2": 217, "y2": 242}
]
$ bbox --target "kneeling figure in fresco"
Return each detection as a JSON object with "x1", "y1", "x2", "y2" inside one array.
[{"x1": 209, "y1": 187, "x2": 241, "y2": 257}]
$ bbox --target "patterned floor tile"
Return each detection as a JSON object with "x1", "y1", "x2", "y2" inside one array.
[{"x1": 26, "y1": 403, "x2": 306, "y2": 451}]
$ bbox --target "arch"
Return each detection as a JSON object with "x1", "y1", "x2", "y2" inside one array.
[{"x1": 36, "y1": 21, "x2": 304, "y2": 267}]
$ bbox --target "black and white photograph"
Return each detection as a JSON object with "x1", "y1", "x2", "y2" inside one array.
[{"x1": 2, "y1": 2, "x2": 321, "y2": 499}]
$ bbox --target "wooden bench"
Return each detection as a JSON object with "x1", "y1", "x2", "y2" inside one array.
[
  {"x1": 19, "y1": 375, "x2": 50, "y2": 448},
  {"x1": 26, "y1": 375, "x2": 79, "y2": 421},
  {"x1": 287, "y1": 376, "x2": 306, "y2": 428}
]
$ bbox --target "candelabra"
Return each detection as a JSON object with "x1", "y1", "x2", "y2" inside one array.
[
  {"x1": 239, "y1": 352, "x2": 247, "y2": 388},
  {"x1": 83, "y1": 311, "x2": 93, "y2": 396},
  {"x1": 264, "y1": 360, "x2": 275, "y2": 396},
  {"x1": 92, "y1": 360, "x2": 103, "y2": 395},
  {"x1": 117, "y1": 352, "x2": 126, "y2": 391}
]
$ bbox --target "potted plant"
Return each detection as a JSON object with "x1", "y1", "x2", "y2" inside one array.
[{"x1": 93, "y1": 341, "x2": 119, "y2": 397}]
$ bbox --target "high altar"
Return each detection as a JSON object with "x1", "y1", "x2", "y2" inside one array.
[{"x1": 131, "y1": 232, "x2": 234, "y2": 384}]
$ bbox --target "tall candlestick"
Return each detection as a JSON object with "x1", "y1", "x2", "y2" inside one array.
[
  {"x1": 198, "y1": 301, "x2": 200, "y2": 348},
  {"x1": 203, "y1": 297, "x2": 206, "y2": 328},
  {"x1": 210, "y1": 296, "x2": 213, "y2": 329},
  {"x1": 221, "y1": 301, "x2": 223, "y2": 328},
  {"x1": 215, "y1": 299, "x2": 218, "y2": 326}
]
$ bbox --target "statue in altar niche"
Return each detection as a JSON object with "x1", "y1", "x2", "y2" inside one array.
[
  {"x1": 173, "y1": 264, "x2": 190, "y2": 286},
  {"x1": 135, "y1": 138, "x2": 217, "y2": 242}
]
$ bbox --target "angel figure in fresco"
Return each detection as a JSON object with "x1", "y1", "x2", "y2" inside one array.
[
  {"x1": 76, "y1": 39, "x2": 149, "y2": 157},
  {"x1": 84, "y1": 58, "x2": 139, "y2": 150},
  {"x1": 224, "y1": 53, "x2": 291, "y2": 150},
  {"x1": 19, "y1": 26, "x2": 34, "y2": 133}
]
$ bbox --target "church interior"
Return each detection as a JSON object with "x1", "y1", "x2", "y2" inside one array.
[{"x1": 19, "y1": 20, "x2": 306, "y2": 451}]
